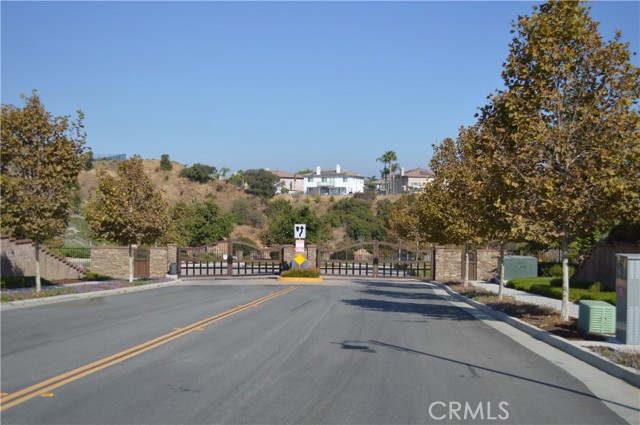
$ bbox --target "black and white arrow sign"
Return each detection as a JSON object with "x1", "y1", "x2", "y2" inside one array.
[{"x1": 294, "y1": 224, "x2": 306, "y2": 239}]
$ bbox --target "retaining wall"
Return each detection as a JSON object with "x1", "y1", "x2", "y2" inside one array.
[{"x1": 1, "y1": 235, "x2": 85, "y2": 281}]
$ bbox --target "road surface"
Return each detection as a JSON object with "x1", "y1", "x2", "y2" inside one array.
[{"x1": 1, "y1": 278, "x2": 637, "y2": 424}]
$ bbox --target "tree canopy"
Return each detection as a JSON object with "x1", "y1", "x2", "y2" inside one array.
[
  {"x1": 179, "y1": 163, "x2": 217, "y2": 183},
  {"x1": 244, "y1": 169, "x2": 280, "y2": 199},
  {"x1": 475, "y1": 0, "x2": 639, "y2": 317},
  {"x1": 1, "y1": 91, "x2": 88, "y2": 290},
  {"x1": 86, "y1": 156, "x2": 169, "y2": 246}
]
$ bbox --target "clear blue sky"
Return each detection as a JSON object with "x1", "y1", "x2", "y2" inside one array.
[{"x1": 2, "y1": 1, "x2": 638, "y2": 178}]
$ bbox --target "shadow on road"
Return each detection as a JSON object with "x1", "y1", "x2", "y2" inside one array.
[
  {"x1": 367, "y1": 340, "x2": 639, "y2": 414},
  {"x1": 342, "y1": 298, "x2": 476, "y2": 321}
]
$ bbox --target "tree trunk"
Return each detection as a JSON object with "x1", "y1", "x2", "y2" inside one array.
[
  {"x1": 464, "y1": 244, "x2": 470, "y2": 288},
  {"x1": 35, "y1": 242, "x2": 42, "y2": 292},
  {"x1": 128, "y1": 244, "x2": 134, "y2": 283},
  {"x1": 560, "y1": 235, "x2": 570, "y2": 321},
  {"x1": 498, "y1": 241, "x2": 505, "y2": 300}
]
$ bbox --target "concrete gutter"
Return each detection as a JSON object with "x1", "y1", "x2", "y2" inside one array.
[
  {"x1": 434, "y1": 282, "x2": 640, "y2": 389},
  {"x1": 1, "y1": 280, "x2": 183, "y2": 310}
]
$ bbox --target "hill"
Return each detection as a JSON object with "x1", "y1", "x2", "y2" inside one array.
[{"x1": 71, "y1": 159, "x2": 396, "y2": 248}]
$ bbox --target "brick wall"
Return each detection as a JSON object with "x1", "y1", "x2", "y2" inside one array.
[
  {"x1": 477, "y1": 249, "x2": 500, "y2": 282},
  {"x1": 283, "y1": 245, "x2": 317, "y2": 267},
  {"x1": 1, "y1": 235, "x2": 85, "y2": 281},
  {"x1": 91, "y1": 246, "x2": 170, "y2": 279},
  {"x1": 434, "y1": 247, "x2": 463, "y2": 281},
  {"x1": 434, "y1": 246, "x2": 499, "y2": 282},
  {"x1": 575, "y1": 241, "x2": 640, "y2": 290}
]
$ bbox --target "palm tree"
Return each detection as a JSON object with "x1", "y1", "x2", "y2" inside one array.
[
  {"x1": 219, "y1": 167, "x2": 231, "y2": 178},
  {"x1": 376, "y1": 150, "x2": 398, "y2": 195}
]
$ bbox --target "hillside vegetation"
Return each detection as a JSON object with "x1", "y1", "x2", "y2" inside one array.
[{"x1": 69, "y1": 159, "x2": 398, "y2": 248}]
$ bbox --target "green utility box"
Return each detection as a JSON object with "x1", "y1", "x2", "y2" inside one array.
[
  {"x1": 578, "y1": 300, "x2": 616, "y2": 335},
  {"x1": 503, "y1": 256, "x2": 538, "y2": 281}
]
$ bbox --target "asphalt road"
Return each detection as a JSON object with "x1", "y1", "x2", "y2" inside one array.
[{"x1": 0, "y1": 279, "x2": 635, "y2": 424}]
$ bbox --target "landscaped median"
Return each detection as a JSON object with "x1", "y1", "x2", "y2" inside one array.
[
  {"x1": 437, "y1": 282, "x2": 639, "y2": 388},
  {"x1": 276, "y1": 268, "x2": 323, "y2": 283}
]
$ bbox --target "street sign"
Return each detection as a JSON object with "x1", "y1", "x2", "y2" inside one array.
[
  {"x1": 295, "y1": 239, "x2": 305, "y2": 252},
  {"x1": 294, "y1": 224, "x2": 306, "y2": 239}
]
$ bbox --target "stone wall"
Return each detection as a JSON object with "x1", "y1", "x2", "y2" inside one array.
[
  {"x1": 477, "y1": 249, "x2": 500, "y2": 282},
  {"x1": 91, "y1": 246, "x2": 171, "y2": 279},
  {"x1": 575, "y1": 241, "x2": 640, "y2": 290},
  {"x1": 433, "y1": 246, "x2": 500, "y2": 282},
  {"x1": 283, "y1": 245, "x2": 317, "y2": 268},
  {"x1": 0, "y1": 235, "x2": 85, "y2": 281},
  {"x1": 434, "y1": 247, "x2": 463, "y2": 281}
]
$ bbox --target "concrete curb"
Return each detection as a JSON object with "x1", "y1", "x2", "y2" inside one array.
[
  {"x1": 434, "y1": 282, "x2": 640, "y2": 389},
  {"x1": 1, "y1": 280, "x2": 183, "y2": 310}
]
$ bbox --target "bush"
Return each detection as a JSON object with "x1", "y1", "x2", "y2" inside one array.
[
  {"x1": 1, "y1": 276, "x2": 54, "y2": 289},
  {"x1": 84, "y1": 271, "x2": 113, "y2": 281},
  {"x1": 540, "y1": 262, "x2": 575, "y2": 277},
  {"x1": 280, "y1": 268, "x2": 321, "y2": 278},
  {"x1": 507, "y1": 276, "x2": 616, "y2": 305}
]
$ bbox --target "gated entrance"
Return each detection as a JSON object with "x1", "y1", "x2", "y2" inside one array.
[
  {"x1": 318, "y1": 241, "x2": 434, "y2": 279},
  {"x1": 178, "y1": 239, "x2": 282, "y2": 277}
]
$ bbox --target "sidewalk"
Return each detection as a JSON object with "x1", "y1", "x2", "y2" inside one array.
[{"x1": 472, "y1": 280, "x2": 579, "y2": 318}]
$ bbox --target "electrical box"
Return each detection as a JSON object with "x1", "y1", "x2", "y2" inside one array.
[
  {"x1": 616, "y1": 254, "x2": 640, "y2": 345},
  {"x1": 503, "y1": 256, "x2": 538, "y2": 282},
  {"x1": 578, "y1": 300, "x2": 616, "y2": 334}
]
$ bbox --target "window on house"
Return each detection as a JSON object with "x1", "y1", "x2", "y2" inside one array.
[
  {"x1": 307, "y1": 177, "x2": 313, "y2": 182},
  {"x1": 322, "y1": 177, "x2": 328, "y2": 182},
  {"x1": 343, "y1": 177, "x2": 348, "y2": 182}
]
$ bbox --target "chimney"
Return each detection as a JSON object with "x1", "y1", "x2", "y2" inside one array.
[
  {"x1": 336, "y1": 164, "x2": 341, "y2": 173},
  {"x1": 401, "y1": 167, "x2": 405, "y2": 176},
  {"x1": 316, "y1": 166, "x2": 321, "y2": 175}
]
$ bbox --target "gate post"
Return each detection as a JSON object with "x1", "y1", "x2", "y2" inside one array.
[
  {"x1": 227, "y1": 238, "x2": 233, "y2": 276},
  {"x1": 373, "y1": 240, "x2": 379, "y2": 278}
]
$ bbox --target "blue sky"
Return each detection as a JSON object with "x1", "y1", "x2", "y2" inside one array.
[{"x1": 2, "y1": 1, "x2": 638, "y2": 178}]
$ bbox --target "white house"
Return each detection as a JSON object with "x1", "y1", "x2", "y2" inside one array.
[{"x1": 304, "y1": 165, "x2": 365, "y2": 195}]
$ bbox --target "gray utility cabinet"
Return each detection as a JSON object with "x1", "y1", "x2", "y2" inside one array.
[
  {"x1": 578, "y1": 300, "x2": 615, "y2": 335},
  {"x1": 615, "y1": 254, "x2": 640, "y2": 345},
  {"x1": 503, "y1": 256, "x2": 538, "y2": 282}
]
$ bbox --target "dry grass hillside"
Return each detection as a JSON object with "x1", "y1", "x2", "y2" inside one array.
[{"x1": 76, "y1": 159, "x2": 397, "y2": 247}]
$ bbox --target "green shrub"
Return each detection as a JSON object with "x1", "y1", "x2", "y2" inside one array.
[
  {"x1": 539, "y1": 262, "x2": 575, "y2": 277},
  {"x1": 280, "y1": 268, "x2": 321, "y2": 278},
  {"x1": 507, "y1": 276, "x2": 616, "y2": 305},
  {"x1": 1, "y1": 276, "x2": 54, "y2": 289},
  {"x1": 84, "y1": 271, "x2": 113, "y2": 281}
]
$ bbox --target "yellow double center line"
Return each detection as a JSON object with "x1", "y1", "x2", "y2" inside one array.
[{"x1": 1, "y1": 286, "x2": 299, "y2": 411}]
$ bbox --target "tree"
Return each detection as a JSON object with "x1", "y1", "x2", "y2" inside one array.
[
  {"x1": 261, "y1": 199, "x2": 327, "y2": 245},
  {"x1": 227, "y1": 170, "x2": 245, "y2": 188},
  {"x1": 179, "y1": 163, "x2": 217, "y2": 183},
  {"x1": 1, "y1": 91, "x2": 87, "y2": 291},
  {"x1": 376, "y1": 150, "x2": 398, "y2": 195},
  {"x1": 86, "y1": 156, "x2": 169, "y2": 282},
  {"x1": 184, "y1": 195, "x2": 234, "y2": 246},
  {"x1": 160, "y1": 154, "x2": 173, "y2": 171},
  {"x1": 219, "y1": 167, "x2": 231, "y2": 178},
  {"x1": 244, "y1": 169, "x2": 280, "y2": 199},
  {"x1": 476, "y1": 0, "x2": 640, "y2": 318}
]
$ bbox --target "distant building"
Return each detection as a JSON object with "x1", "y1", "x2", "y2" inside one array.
[
  {"x1": 271, "y1": 170, "x2": 305, "y2": 194},
  {"x1": 304, "y1": 165, "x2": 365, "y2": 195},
  {"x1": 391, "y1": 167, "x2": 434, "y2": 194}
]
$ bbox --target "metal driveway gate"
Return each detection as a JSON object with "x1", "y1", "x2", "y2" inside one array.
[
  {"x1": 318, "y1": 241, "x2": 434, "y2": 279},
  {"x1": 178, "y1": 240, "x2": 282, "y2": 277}
]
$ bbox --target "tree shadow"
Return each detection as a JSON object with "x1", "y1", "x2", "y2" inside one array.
[
  {"x1": 367, "y1": 340, "x2": 639, "y2": 414},
  {"x1": 358, "y1": 288, "x2": 441, "y2": 301},
  {"x1": 342, "y1": 298, "x2": 476, "y2": 321}
]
